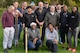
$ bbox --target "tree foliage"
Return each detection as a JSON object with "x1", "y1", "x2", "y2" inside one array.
[{"x1": 0, "y1": 0, "x2": 80, "y2": 7}]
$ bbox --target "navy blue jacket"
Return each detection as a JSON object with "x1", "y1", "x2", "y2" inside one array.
[{"x1": 59, "y1": 11, "x2": 71, "y2": 27}]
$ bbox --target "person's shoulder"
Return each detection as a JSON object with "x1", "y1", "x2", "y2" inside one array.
[
  {"x1": 46, "y1": 28, "x2": 48, "y2": 30},
  {"x1": 28, "y1": 28, "x2": 31, "y2": 31},
  {"x1": 45, "y1": 28, "x2": 49, "y2": 31},
  {"x1": 32, "y1": 13, "x2": 35, "y2": 15},
  {"x1": 17, "y1": 8, "x2": 21, "y2": 10},
  {"x1": 78, "y1": 12, "x2": 80, "y2": 15},
  {"x1": 43, "y1": 8, "x2": 47, "y2": 12},
  {"x1": 4, "y1": 11, "x2": 7, "y2": 14},
  {"x1": 24, "y1": 13, "x2": 28, "y2": 15},
  {"x1": 60, "y1": 11, "x2": 63, "y2": 14},
  {"x1": 3, "y1": 11, "x2": 7, "y2": 15},
  {"x1": 67, "y1": 11, "x2": 71, "y2": 14},
  {"x1": 17, "y1": 8, "x2": 22, "y2": 12},
  {"x1": 36, "y1": 28, "x2": 40, "y2": 31},
  {"x1": 55, "y1": 12, "x2": 59, "y2": 16},
  {"x1": 35, "y1": 8, "x2": 39, "y2": 13},
  {"x1": 55, "y1": 12, "x2": 59, "y2": 14},
  {"x1": 46, "y1": 12, "x2": 50, "y2": 15},
  {"x1": 35, "y1": 7, "x2": 39, "y2": 11},
  {"x1": 23, "y1": 13, "x2": 27, "y2": 17},
  {"x1": 54, "y1": 29, "x2": 58, "y2": 33}
]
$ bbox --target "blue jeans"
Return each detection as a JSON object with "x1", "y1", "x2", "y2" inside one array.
[
  {"x1": 18, "y1": 22, "x2": 22, "y2": 40},
  {"x1": 28, "y1": 40, "x2": 42, "y2": 50}
]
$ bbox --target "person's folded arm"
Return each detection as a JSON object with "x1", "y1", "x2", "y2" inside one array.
[{"x1": 45, "y1": 28, "x2": 54, "y2": 40}]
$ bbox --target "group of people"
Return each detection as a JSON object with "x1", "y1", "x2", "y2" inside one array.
[{"x1": 2, "y1": 1, "x2": 80, "y2": 53}]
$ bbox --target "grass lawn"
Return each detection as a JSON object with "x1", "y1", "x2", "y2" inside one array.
[{"x1": 0, "y1": 8, "x2": 80, "y2": 53}]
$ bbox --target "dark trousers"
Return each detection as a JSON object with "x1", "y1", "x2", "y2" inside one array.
[
  {"x1": 46, "y1": 40, "x2": 58, "y2": 52},
  {"x1": 59, "y1": 27, "x2": 68, "y2": 44},
  {"x1": 37, "y1": 24, "x2": 45, "y2": 44},
  {"x1": 68, "y1": 27, "x2": 78, "y2": 48},
  {"x1": 18, "y1": 22, "x2": 22, "y2": 40},
  {"x1": 23, "y1": 29, "x2": 25, "y2": 49},
  {"x1": 41, "y1": 25, "x2": 45, "y2": 43}
]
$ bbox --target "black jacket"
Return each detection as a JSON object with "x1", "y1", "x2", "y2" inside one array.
[
  {"x1": 35, "y1": 8, "x2": 46, "y2": 22},
  {"x1": 68, "y1": 12, "x2": 80, "y2": 29},
  {"x1": 23, "y1": 13, "x2": 36, "y2": 28},
  {"x1": 59, "y1": 11, "x2": 71, "y2": 27},
  {"x1": 43, "y1": 7, "x2": 50, "y2": 12}
]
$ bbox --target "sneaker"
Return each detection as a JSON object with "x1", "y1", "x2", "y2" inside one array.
[
  {"x1": 8, "y1": 47, "x2": 12, "y2": 50},
  {"x1": 72, "y1": 49, "x2": 76, "y2": 53},
  {"x1": 4, "y1": 49, "x2": 8, "y2": 53}
]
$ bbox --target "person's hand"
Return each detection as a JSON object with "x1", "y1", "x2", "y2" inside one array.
[
  {"x1": 41, "y1": 22, "x2": 44, "y2": 25},
  {"x1": 33, "y1": 38, "x2": 38, "y2": 44},
  {"x1": 54, "y1": 39, "x2": 58, "y2": 44},
  {"x1": 39, "y1": 22, "x2": 44, "y2": 26},
  {"x1": 16, "y1": 10, "x2": 20, "y2": 14},
  {"x1": 59, "y1": 23, "x2": 61, "y2": 26},
  {"x1": 23, "y1": 24, "x2": 25, "y2": 29},
  {"x1": 38, "y1": 23, "x2": 41, "y2": 26},
  {"x1": 69, "y1": 27, "x2": 72, "y2": 31},
  {"x1": 55, "y1": 27, "x2": 58, "y2": 31},
  {"x1": 39, "y1": 23, "x2": 42, "y2": 26},
  {"x1": 16, "y1": 10, "x2": 23, "y2": 17},
  {"x1": 15, "y1": 12, "x2": 19, "y2": 17},
  {"x1": 66, "y1": 24, "x2": 68, "y2": 26},
  {"x1": 13, "y1": 10, "x2": 19, "y2": 17}
]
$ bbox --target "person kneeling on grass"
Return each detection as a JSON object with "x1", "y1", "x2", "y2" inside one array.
[
  {"x1": 45, "y1": 23, "x2": 59, "y2": 53},
  {"x1": 27, "y1": 22, "x2": 42, "y2": 51}
]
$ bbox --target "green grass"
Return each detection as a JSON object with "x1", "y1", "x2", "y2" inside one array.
[{"x1": 0, "y1": 8, "x2": 80, "y2": 53}]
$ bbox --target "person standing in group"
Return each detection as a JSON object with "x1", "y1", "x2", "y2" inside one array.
[
  {"x1": 23, "y1": 6, "x2": 36, "y2": 49},
  {"x1": 43, "y1": 2, "x2": 50, "y2": 12},
  {"x1": 45, "y1": 5, "x2": 60, "y2": 30},
  {"x1": 55, "y1": 4, "x2": 62, "y2": 14},
  {"x1": 30, "y1": 2, "x2": 37, "y2": 13},
  {"x1": 2, "y1": 5, "x2": 16, "y2": 53},
  {"x1": 17, "y1": 2, "x2": 27, "y2": 41},
  {"x1": 28, "y1": 22, "x2": 42, "y2": 51},
  {"x1": 68, "y1": 6, "x2": 79, "y2": 53},
  {"x1": 45, "y1": 23, "x2": 59, "y2": 53},
  {"x1": 55, "y1": 4, "x2": 62, "y2": 44},
  {"x1": 35, "y1": 2, "x2": 46, "y2": 46},
  {"x1": 13, "y1": 2, "x2": 23, "y2": 46},
  {"x1": 59, "y1": 5, "x2": 71, "y2": 48},
  {"x1": 22, "y1": 2, "x2": 28, "y2": 14}
]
